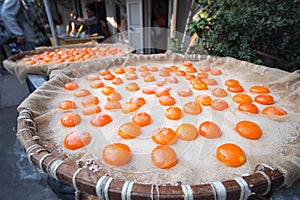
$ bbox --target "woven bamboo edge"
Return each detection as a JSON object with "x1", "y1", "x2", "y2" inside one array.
[{"x1": 17, "y1": 109, "x2": 285, "y2": 200}]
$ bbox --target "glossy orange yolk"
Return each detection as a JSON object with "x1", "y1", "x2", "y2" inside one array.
[
  {"x1": 262, "y1": 106, "x2": 287, "y2": 115},
  {"x1": 74, "y1": 89, "x2": 91, "y2": 97},
  {"x1": 64, "y1": 130, "x2": 92, "y2": 150},
  {"x1": 152, "y1": 127, "x2": 177, "y2": 145},
  {"x1": 235, "y1": 120, "x2": 262, "y2": 139},
  {"x1": 216, "y1": 143, "x2": 246, "y2": 167},
  {"x1": 238, "y1": 103, "x2": 259, "y2": 114},
  {"x1": 61, "y1": 112, "x2": 81, "y2": 127},
  {"x1": 211, "y1": 99, "x2": 228, "y2": 111},
  {"x1": 250, "y1": 86, "x2": 270, "y2": 94},
  {"x1": 212, "y1": 88, "x2": 227, "y2": 97},
  {"x1": 177, "y1": 88, "x2": 193, "y2": 97},
  {"x1": 129, "y1": 97, "x2": 146, "y2": 107},
  {"x1": 101, "y1": 86, "x2": 115, "y2": 95},
  {"x1": 165, "y1": 106, "x2": 182, "y2": 120},
  {"x1": 227, "y1": 85, "x2": 244, "y2": 93},
  {"x1": 82, "y1": 105, "x2": 101, "y2": 115},
  {"x1": 121, "y1": 102, "x2": 140, "y2": 114},
  {"x1": 90, "y1": 113, "x2": 112, "y2": 127},
  {"x1": 151, "y1": 145, "x2": 177, "y2": 169},
  {"x1": 132, "y1": 112, "x2": 152, "y2": 127},
  {"x1": 254, "y1": 95, "x2": 274, "y2": 105},
  {"x1": 176, "y1": 123, "x2": 198, "y2": 141},
  {"x1": 59, "y1": 100, "x2": 77, "y2": 110},
  {"x1": 183, "y1": 102, "x2": 202, "y2": 115},
  {"x1": 90, "y1": 80, "x2": 104, "y2": 88},
  {"x1": 118, "y1": 122, "x2": 141, "y2": 139},
  {"x1": 199, "y1": 121, "x2": 221, "y2": 138},
  {"x1": 232, "y1": 94, "x2": 252, "y2": 104},
  {"x1": 81, "y1": 96, "x2": 99, "y2": 107},
  {"x1": 102, "y1": 143, "x2": 131, "y2": 166},
  {"x1": 225, "y1": 79, "x2": 240, "y2": 87},
  {"x1": 159, "y1": 95, "x2": 176, "y2": 106},
  {"x1": 195, "y1": 94, "x2": 213, "y2": 106},
  {"x1": 64, "y1": 82, "x2": 78, "y2": 90}
]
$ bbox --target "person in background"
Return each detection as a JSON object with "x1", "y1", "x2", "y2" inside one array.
[
  {"x1": 0, "y1": 0, "x2": 36, "y2": 51},
  {"x1": 77, "y1": 3, "x2": 102, "y2": 36},
  {"x1": 27, "y1": 0, "x2": 49, "y2": 47}
]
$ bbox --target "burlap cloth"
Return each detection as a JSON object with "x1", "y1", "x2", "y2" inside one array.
[
  {"x1": 17, "y1": 53, "x2": 300, "y2": 187},
  {"x1": 3, "y1": 41, "x2": 133, "y2": 83}
]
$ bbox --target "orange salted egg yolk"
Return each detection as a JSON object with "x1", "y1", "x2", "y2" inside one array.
[
  {"x1": 235, "y1": 121, "x2": 262, "y2": 139},
  {"x1": 155, "y1": 86, "x2": 170, "y2": 97},
  {"x1": 81, "y1": 96, "x2": 99, "y2": 107},
  {"x1": 112, "y1": 77, "x2": 123, "y2": 85},
  {"x1": 107, "y1": 92, "x2": 122, "y2": 101},
  {"x1": 144, "y1": 74, "x2": 156, "y2": 82},
  {"x1": 210, "y1": 68, "x2": 222, "y2": 75},
  {"x1": 186, "y1": 67, "x2": 197, "y2": 73},
  {"x1": 152, "y1": 127, "x2": 177, "y2": 145},
  {"x1": 104, "y1": 100, "x2": 121, "y2": 110},
  {"x1": 254, "y1": 95, "x2": 274, "y2": 105},
  {"x1": 211, "y1": 99, "x2": 228, "y2": 111},
  {"x1": 176, "y1": 123, "x2": 198, "y2": 141},
  {"x1": 159, "y1": 95, "x2": 176, "y2": 106},
  {"x1": 142, "y1": 86, "x2": 156, "y2": 94},
  {"x1": 101, "y1": 86, "x2": 115, "y2": 95},
  {"x1": 177, "y1": 87, "x2": 193, "y2": 97},
  {"x1": 195, "y1": 94, "x2": 212, "y2": 106},
  {"x1": 103, "y1": 73, "x2": 115, "y2": 81},
  {"x1": 250, "y1": 86, "x2": 270, "y2": 94},
  {"x1": 86, "y1": 74, "x2": 100, "y2": 81},
  {"x1": 204, "y1": 78, "x2": 218, "y2": 86},
  {"x1": 129, "y1": 97, "x2": 146, "y2": 107},
  {"x1": 183, "y1": 60, "x2": 193, "y2": 67},
  {"x1": 227, "y1": 85, "x2": 244, "y2": 93},
  {"x1": 183, "y1": 102, "x2": 202, "y2": 115},
  {"x1": 102, "y1": 143, "x2": 131, "y2": 166},
  {"x1": 125, "y1": 82, "x2": 140, "y2": 91},
  {"x1": 216, "y1": 143, "x2": 246, "y2": 167},
  {"x1": 132, "y1": 112, "x2": 152, "y2": 127},
  {"x1": 64, "y1": 82, "x2": 78, "y2": 90},
  {"x1": 176, "y1": 70, "x2": 186, "y2": 76},
  {"x1": 199, "y1": 121, "x2": 221, "y2": 138},
  {"x1": 212, "y1": 88, "x2": 227, "y2": 97},
  {"x1": 74, "y1": 89, "x2": 91, "y2": 97},
  {"x1": 61, "y1": 112, "x2": 81, "y2": 127},
  {"x1": 225, "y1": 79, "x2": 240, "y2": 87},
  {"x1": 193, "y1": 82, "x2": 208, "y2": 90},
  {"x1": 82, "y1": 105, "x2": 101, "y2": 115},
  {"x1": 238, "y1": 103, "x2": 259, "y2": 114},
  {"x1": 99, "y1": 69, "x2": 111, "y2": 76},
  {"x1": 262, "y1": 106, "x2": 287, "y2": 116},
  {"x1": 90, "y1": 80, "x2": 104, "y2": 88},
  {"x1": 59, "y1": 100, "x2": 77, "y2": 110},
  {"x1": 90, "y1": 113, "x2": 112, "y2": 127},
  {"x1": 165, "y1": 106, "x2": 182, "y2": 120},
  {"x1": 118, "y1": 122, "x2": 141, "y2": 139},
  {"x1": 232, "y1": 94, "x2": 252, "y2": 104},
  {"x1": 122, "y1": 102, "x2": 140, "y2": 114},
  {"x1": 151, "y1": 145, "x2": 177, "y2": 169},
  {"x1": 64, "y1": 130, "x2": 92, "y2": 150},
  {"x1": 114, "y1": 67, "x2": 125, "y2": 74},
  {"x1": 185, "y1": 74, "x2": 196, "y2": 80}
]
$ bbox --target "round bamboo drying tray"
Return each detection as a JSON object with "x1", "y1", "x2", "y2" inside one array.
[{"x1": 17, "y1": 109, "x2": 285, "y2": 200}]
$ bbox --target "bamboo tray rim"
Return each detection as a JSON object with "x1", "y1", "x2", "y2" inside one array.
[{"x1": 17, "y1": 109, "x2": 285, "y2": 200}]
